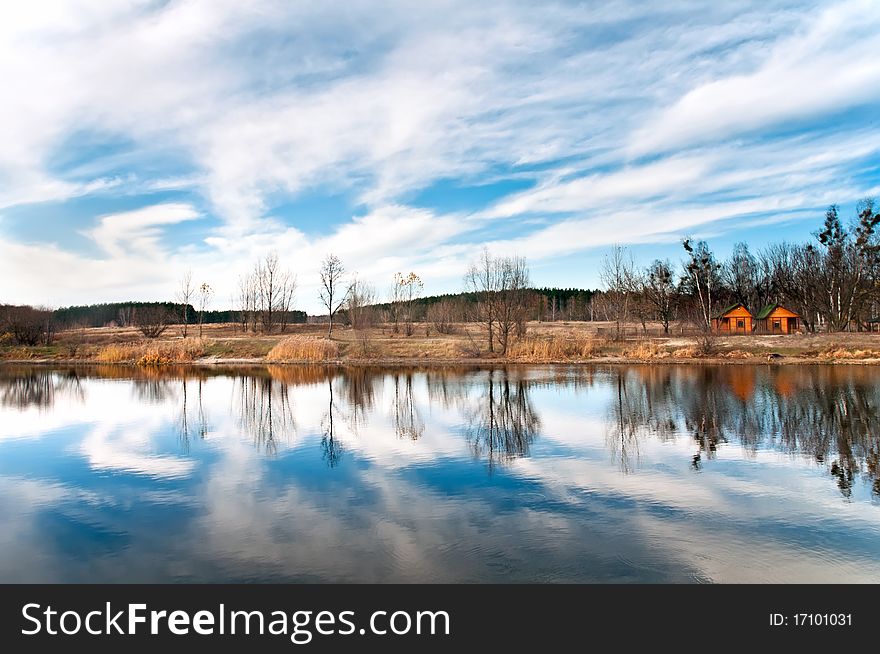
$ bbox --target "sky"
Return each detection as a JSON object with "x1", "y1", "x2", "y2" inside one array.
[{"x1": 1, "y1": 0, "x2": 879, "y2": 313}]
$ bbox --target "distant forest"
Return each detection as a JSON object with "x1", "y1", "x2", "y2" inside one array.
[
  {"x1": 52, "y1": 302, "x2": 307, "y2": 329},
  {"x1": 369, "y1": 287, "x2": 596, "y2": 321}
]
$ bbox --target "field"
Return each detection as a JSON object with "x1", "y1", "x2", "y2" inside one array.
[{"x1": 3, "y1": 320, "x2": 880, "y2": 365}]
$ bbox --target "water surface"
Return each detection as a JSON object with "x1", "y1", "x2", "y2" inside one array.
[{"x1": 1, "y1": 364, "x2": 878, "y2": 583}]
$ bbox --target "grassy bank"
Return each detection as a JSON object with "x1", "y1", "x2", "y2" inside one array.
[{"x1": 2, "y1": 321, "x2": 880, "y2": 365}]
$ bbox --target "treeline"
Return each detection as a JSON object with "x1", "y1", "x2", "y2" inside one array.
[
  {"x1": 52, "y1": 302, "x2": 306, "y2": 330},
  {"x1": 366, "y1": 287, "x2": 595, "y2": 323},
  {"x1": 597, "y1": 200, "x2": 880, "y2": 335}
]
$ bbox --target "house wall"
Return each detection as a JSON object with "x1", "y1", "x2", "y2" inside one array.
[
  {"x1": 755, "y1": 308, "x2": 800, "y2": 334},
  {"x1": 714, "y1": 307, "x2": 752, "y2": 334}
]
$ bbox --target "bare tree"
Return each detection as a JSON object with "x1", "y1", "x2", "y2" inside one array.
[
  {"x1": 319, "y1": 254, "x2": 350, "y2": 338},
  {"x1": 464, "y1": 249, "x2": 530, "y2": 354},
  {"x1": 427, "y1": 299, "x2": 460, "y2": 334},
  {"x1": 176, "y1": 269, "x2": 195, "y2": 337},
  {"x1": 600, "y1": 245, "x2": 636, "y2": 339},
  {"x1": 682, "y1": 238, "x2": 720, "y2": 331},
  {"x1": 237, "y1": 273, "x2": 256, "y2": 332},
  {"x1": 135, "y1": 305, "x2": 171, "y2": 339},
  {"x1": 396, "y1": 272, "x2": 423, "y2": 336},
  {"x1": 255, "y1": 252, "x2": 297, "y2": 333},
  {"x1": 2, "y1": 305, "x2": 56, "y2": 345},
  {"x1": 347, "y1": 277, "x2": 377, "y2": 330},
  {"x1": 495, "y1": 256, "x2": 530, "y2": 354},
  {"x1": 465, "y1": 247, "x2": 501, "y2": 353},
  {"x1": 644, "y1": 260, "x2": 677, "y2": 334},
  {"x1": 197, "y1": 282, "x2": 213, "y2": 338}
]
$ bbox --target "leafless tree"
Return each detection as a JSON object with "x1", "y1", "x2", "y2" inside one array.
[
  {"x1": 2, "y1": 305, "x2": 55, "y2": 345},
  {"x1": 135, "y1": 305, "x2": 171, "y2": 339},
  {"x1": 600, "y1": 245, "x2": 636, "y2": 339},
  {"x1": 319, "y1": 254, "x2": 351, "y2": 338},
  {"x1": 427, "y1": 299, "x2": 460, "y2": 334},
  {"x1": 644, "y1": 260, "x2": 677, "y2": 334},
  {"x1": 494, "y1": 256, "x2": 530, "y2": 354},
  {"x1": 255, "y1": 252, "x2": 297, "y2": 333},
  {"x1": 176, "y1": 269, "x2": 195, "y2": 337},
  {"x1": 197, "y1": 282, "x2": 213, "y2": 338},
  {"x1": 682, "y1": 238, "x2": 721, "y2": 331},
  {"x1": 465, "y1": 247, "x2": 501, "y2": 353},
  {"x1": 347, "y1": 276, "x2": 376, "y2": 355},
  {"x1": 465, "y1": 248, "x2": 530, "y2": 355},
  {"x1": 395, "y1": 272, "x2": 423, "y2": 336}
]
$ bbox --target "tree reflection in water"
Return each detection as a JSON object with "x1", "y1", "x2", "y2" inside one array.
[
  {"x1": 603, "y1": 365, "x2": 880, "y2": 497},
  {"x1": 462, "y1": 368, "x2": 541, "y2": 472},
  {"x1": 235, "y1": 373, "x2": 296, "y2": 456},
  {"x1": 177, "y1": 375, "x2": 211, "y2": 454},
  {"x1": 0, "y1": 367, "x2": 84, "y2": 409},
  {"x1": 1, "y1": 364, "x2": 877, "y2": 495},
  {"x1": 391, "y1": 372, "x2": 424, "y2": 441}
]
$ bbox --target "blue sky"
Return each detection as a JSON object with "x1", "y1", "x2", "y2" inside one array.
[{"x1": 1, "y1": 0, "x2": 878, "y2": 313}]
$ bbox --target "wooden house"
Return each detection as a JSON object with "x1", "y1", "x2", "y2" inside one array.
[
  {"x1": 713, "y1": 303, "x2": 753, "y2": 334},
  {"x1": 754, "y1": 304, "x2": 800, "y2": 334}
]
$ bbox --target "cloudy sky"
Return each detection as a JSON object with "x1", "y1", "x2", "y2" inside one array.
[{"x1": 1, "y1": 0, "x2": 879, "y2": 312}]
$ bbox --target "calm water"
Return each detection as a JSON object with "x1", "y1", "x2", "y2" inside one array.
[{"x1": 1, "y1": 364, "x2": 878, "y2": 583}]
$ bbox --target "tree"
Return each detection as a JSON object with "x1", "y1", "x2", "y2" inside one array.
[
  {"x1": 346, "y1": 276, "x2": 376, "y2": 355},
  {"x1": 600, "y1": 245, "x2": 636, "y2": 339},
  {"x1": 255, "y1": 252, "x2": 297, "y2": 334},
  {"x1": 346, "y1": 276, "x2": 376, "y2": 330},
  {"x1": 197, "y1": 282, "x2": 213, "y2": 338},
  {"x1": 396, "y1": 272, "x2": 424, "y2": 336},
  {"x1": 319, "y1": 254, "x2": 350, "y2": 338},
  {"x1": 465, "y1": 248, "x2": 502, "y2": 353},
  {"x1": 494, "y1": 255, "x2": 530, "y2": 354},
  {"x1": 237, "y1": 272, "x2": 258, "y2": 332},
  {"x1": 176, "y1": 269, "x2": 195, "y2": 337},
  {"x1": 812, "y1": 202, "x2": 880, "y2": 330},
  {"x1": 722, "y1": 242, "x2": 773, "y2": 313},
  {"x1": 2, "y1": 305, "x2": 55, "y2": 345},
  {"x1": 643, "y1": 260, "x2": 676, "y2": 334},
  {"x1": 682, "y1": 239, "x2": 720, "y2": 331},
  {"x1": 134, "y1": 305, "x2": 171, "y2": 339},
  {"x1": 464, "y1": 248, "x2": 530, "y2": 354}
]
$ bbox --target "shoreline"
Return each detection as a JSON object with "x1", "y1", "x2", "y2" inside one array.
[{"x1": 2, "y1": 355, "x2": 878, "y2": 367}]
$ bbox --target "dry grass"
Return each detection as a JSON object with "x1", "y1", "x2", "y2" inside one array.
[
  {"x1": 507, "y1": 335, "x2": 604, "y2": 361},
  {"x1": 266, "y1": 336, "x2": 340, "y2": 362},
  {"x1": 622, "y1": 341, "x2": 671, "y2": 360},
  {"x1": 817, "y1": 348, "x2": 880, "y2": 361},
  {"x1": 96, "y1": 339, "x2": 206, "y2": 365},
  {"x1": 95, "y1": 343, "x2": 142, "y2": 363},
  {"x1": 721, "y1": 349, "x2": 755, "y2": 359},
  {"x1": 672, "y1": 347, "x2": 699, "y2": 358}
]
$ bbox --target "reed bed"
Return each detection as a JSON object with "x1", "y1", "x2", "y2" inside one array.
[
  {"x1": 266, "y1": 337, "x2": 340, "y2": 362},
  {"x1": 96, "y1": 339, "x2": 205, "y2": 365},
  {"x1": 818, "y1": 348, "x2": 880, "y2": 361},
  {"x1": 507, "y1": 335, "x2": 603, "y2": 361}
]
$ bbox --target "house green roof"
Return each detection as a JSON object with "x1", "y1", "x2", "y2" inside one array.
[
  {"x1": 755, "y1": 303, "x2": 779, "y2": 320},
  {"x1": 715, "y1": 303, "x2": 747, "y2": 319}
]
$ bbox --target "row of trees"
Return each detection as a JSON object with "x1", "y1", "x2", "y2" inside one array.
[{"x1": 599, "y1": 200, "x2": 880, "y2": 334}]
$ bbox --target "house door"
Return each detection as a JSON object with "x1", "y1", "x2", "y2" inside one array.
[
  {"x1": 772, "y1": 319, "x2": 781, "y2": 333},
  {"x1": 736, "y1": 319, "x2": 745, "y2": 333}
]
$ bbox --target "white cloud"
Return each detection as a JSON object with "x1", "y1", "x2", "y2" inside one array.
[
  {"x1": 0, "y1": 1, "x2": 878, "y2": 308},
  {"x1": 87, "y1": 203, "x2": 201, "y2": 257},
  {"x1": 629, "y1": 0, "x2": 880, "y2": 155}
]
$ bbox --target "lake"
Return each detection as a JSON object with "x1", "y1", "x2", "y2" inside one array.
[{"x1": 1, "y1": 363, "x2": 878, "y2": 583}]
